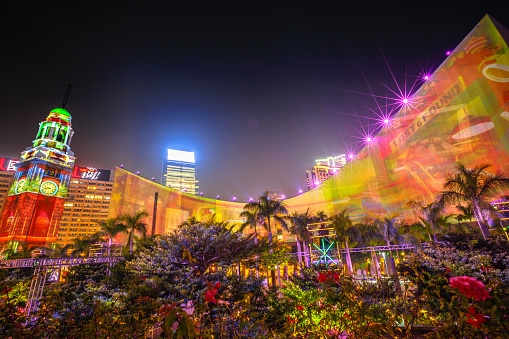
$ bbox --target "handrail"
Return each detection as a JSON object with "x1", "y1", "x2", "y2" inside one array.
[
  {"x1": 0, "y1": 256, "x2": 122, "y2": 269},
  {"x1": 286, "y1": 243, "x2": 430, "y2": 257}
]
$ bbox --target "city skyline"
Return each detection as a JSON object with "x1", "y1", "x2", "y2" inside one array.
[{"x1": 1, "y1": 3, "x2": 508, "y2": 199}]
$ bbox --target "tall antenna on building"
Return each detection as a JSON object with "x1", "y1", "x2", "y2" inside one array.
[{"x1": 61, "y1": 84, "x2": 72, "y2": 109}]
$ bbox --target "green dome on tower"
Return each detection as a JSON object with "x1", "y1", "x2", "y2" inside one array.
[{"x1": 50, "y1": 108, "x2": 71, "y2": 117}]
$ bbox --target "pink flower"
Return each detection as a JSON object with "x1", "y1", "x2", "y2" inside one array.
[{"x1": 449, "y1": 276, "x2": 491, "y2": 301}]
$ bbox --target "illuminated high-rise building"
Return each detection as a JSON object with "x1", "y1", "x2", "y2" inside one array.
[
  {"x1": 0, "y1": 108, "x2": 76, "y2": 248},
  {"x1": 305, "y1": 154, "x2": 347, "y2": 190},
  {"x1": 162, "y1": 149, "x2": 199, "y2": 195}
]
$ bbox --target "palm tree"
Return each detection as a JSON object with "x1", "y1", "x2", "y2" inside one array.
[
  {"x1": 71, "y1": 236, "x2": 92, "y2": 257},
  {"x1": 356, "y1": 221, "x2": 382, "y2": 279},
  {"x1": 455, "y1": 204, "x2": 475, "y2": 223},
  {"x1": 372, "y1": 214, "x2": 421, "y2": 276},
  {"x1": 120, "y1": 210, "x2": 150, "y2": 253},
  {"x1": 243, "y1": 192, "x2": 288, "y2": 286},
  {"x1": 240, "y1": 209, "x2": 263, "y2": 244},
  {"x1": 288, "y1": 209, "x2": 313, "y2": 267},
  {"x1": 439, "y1": 163, "x2": 509, "y2": 239},
  {"x1": 50, "y1": 243, "x2": 73, "y2": 258},
  {"x1": 97, "y1": 216, "x2": 126, "y2": 256},
  {"x1": 330, "y1": 210, "x2": 361, "y2": 276},
  {"x1": 243, "y1": 192, "x2": 288, "y2": 244},
  {"x1": 406, "y1": 200, "x2": 445, "y2": 242}
]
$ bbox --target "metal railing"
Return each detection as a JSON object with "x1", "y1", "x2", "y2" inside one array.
[
  {"x1": 286, "y1": 243, "x2": 430, "y2": 257},
  {"x1": 0, "y1": 255, "x2": 122, "y2": 269}
]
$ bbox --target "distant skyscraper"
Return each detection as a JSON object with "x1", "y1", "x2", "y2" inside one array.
[
  {"x1": 162, "y1": 149, "x2": 198, "y2": 194},
  {"x1": 305, "y1": 154, "x2": 347, "y2": 190}
]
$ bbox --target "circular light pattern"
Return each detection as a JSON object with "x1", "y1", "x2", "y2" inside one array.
[
  {"x1": 348, "y1": 154, "x2": 354, "y2": 159},
  {"x1": 15, "y1": 179, "x2": 26, "y2": 194},
  {"x1": 383, "y1": 118, "x2": 390, "y2": 124},
  {"x1": 40, "y1": 180, "x2": 58, "y2": 196}
]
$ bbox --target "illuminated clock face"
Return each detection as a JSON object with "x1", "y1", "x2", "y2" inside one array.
[
  {"x1": 15, "y1": 179, "x2": 26, "y2": 194},
  {"x1": 40, "y1": 181, "x2": 58, "y2": 196}
]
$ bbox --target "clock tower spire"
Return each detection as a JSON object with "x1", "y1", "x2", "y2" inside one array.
[{"x1": 0, "y1": 108, "x2": 76, "y2": 249}]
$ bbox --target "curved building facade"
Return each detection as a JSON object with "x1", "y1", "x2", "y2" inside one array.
[{"x1": 111, "y1": 15, "x2": 509, "y2": 235}]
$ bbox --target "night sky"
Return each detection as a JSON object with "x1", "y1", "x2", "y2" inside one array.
[{"x1": 1, "y1": 2, "x2": 508, "y2": 200}]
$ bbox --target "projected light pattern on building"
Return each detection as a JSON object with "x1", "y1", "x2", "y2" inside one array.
[
  {"x1": 111, "y1": 16, "x2": 509, "y2": 235},
  {"x1": 284, "y1": 15, "x2": 509, "y2": 221}
]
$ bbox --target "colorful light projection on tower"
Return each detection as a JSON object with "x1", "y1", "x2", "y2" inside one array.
[
  {"x1": 0, "y1": 108, "x2": 76, "y2": 247},
  {"x1": 283, "y1": 15, "x2": 509, "y2": 221}
]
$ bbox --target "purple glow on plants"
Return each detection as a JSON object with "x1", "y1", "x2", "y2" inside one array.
[
  {"x1": 200, "y1": 192, "x2": 203, "y2": 196},
  {"x1": 249, "y1": 197, "x2": 253, "y2": 201},
  {"x1": 151, "y1": 177, "x2": 155, "y2": 181},
  {"x1": 120, "y1": 164, "x2": 124, "y2": 168},
  {"x1": 217, "y1": 195, "x2": 220, "y2": 199},
  {"x1": 136, "y1": 171, "x2": 140, "y2": 175}
]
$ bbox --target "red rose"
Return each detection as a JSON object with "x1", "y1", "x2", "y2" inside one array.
[
  {"x1": 449, "y1": 276, "x2": 491, "y2": 301},
  {"x1": 333, "y1": 273, "x2": 340, "y2": 282},
  {"x1": 214, "y1": 282, "x2": 221, "y2": 288},
  {"x1": 318, "y1": 272, "x2": 327, "y2": 283},
  {"x1": 296, "y1": 305, "x2": 304, "y2": 311},
  {"x1": 205, "y1": 290, "x2": 217, "y2": 303}
]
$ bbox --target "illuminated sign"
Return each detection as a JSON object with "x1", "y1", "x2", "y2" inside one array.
[
  {"x1": 72, "y1": 167, "x2": 111, "y2": 181},
  {"x1": 0, "y1": 157, "x2": 110, "y2": 181},
  {"x1": 0, "y1": 158, "x2": 19, "y2": 171},
  {"x1": 167, "y1": 149, "x2": 195, "y2": 163}
]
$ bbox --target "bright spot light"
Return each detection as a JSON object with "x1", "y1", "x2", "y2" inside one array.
[
  {"x1": 348, "y1": 154, "x2": 354, "y2": 159},
  {"x1": 200, "y1": 192, "x2": 203, "y2": 195},
  {"x1": 332, "y1": 168, "x2": 337, "y2": 173},
  {"x1": 446, "y1": 51, "x2": 452, "y2": 55},
  {"x1": 298, "y1": 189, "x2": 303, "y2": 194},
  {"x1": 281, "y1": 195, "x2": 285, "y2": 199},
  {"x1": 249, "y1": 197, "x2": 253, "y2": 201},
  {"x1": 424, "y1": 75, "x2": 429, "y2": 80},
  {"x1": 366, "y1": 137, "x2": 372, "y2": 142},
  {"x1": 232, "y1": 197, "x2": 237, "y2": 201},
  {"x1": 402, "y1": 98, "x2": 408, "y2": 104},
  {"x1": 216, "y1": 195, "x2": 220, "y2": 199},
  {"x1": 383, "y1": 118, "x2": 389, "y2": 124},
  {"x1": 314, "y1": 180, "x2": 320, "y2": 186}
]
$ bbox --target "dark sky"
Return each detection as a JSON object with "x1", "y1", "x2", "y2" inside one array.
[{"x1": 1, "y1": 2, "x2": 508, "y2": 200}]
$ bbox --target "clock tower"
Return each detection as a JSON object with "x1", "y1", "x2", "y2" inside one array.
[{"x1": 0, "y1": 108, "x2": 76, "y2": 249}]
